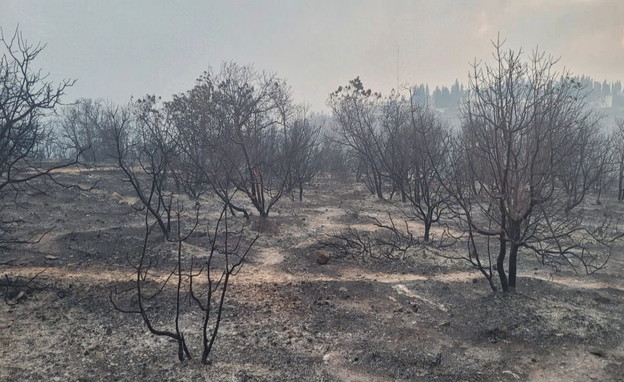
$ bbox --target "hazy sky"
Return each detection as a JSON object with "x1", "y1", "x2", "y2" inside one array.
[{"x1": 1, "y1": 0, "x2": 623, "y2": 111}]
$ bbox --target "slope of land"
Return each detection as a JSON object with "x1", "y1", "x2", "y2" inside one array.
[{"x1": 1, "y1": 168, "x2": 624, "y2": 381}]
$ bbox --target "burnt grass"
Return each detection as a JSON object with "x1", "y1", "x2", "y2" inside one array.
[{"x1": 1, "y1": 168, "x2": 624, "y2": 381}]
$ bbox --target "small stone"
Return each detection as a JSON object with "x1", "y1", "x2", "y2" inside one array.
[
  {"x1": 316, "y1": 252, "x2": 330, "y2": 265},
  {"x1": 235, "y1": 370, "x2": 249, "y2": 382},
  {"x1": 323, "y1": 351, "x2": 344, "y2": 364},
  {"x1": 593, "y1": 295, "x2": 611, "y2": 304},
  {"x1": 589, "y1": 348, "x2": 606, "y2": 358},
  {"x1": 502, "y1": 370, "x2": 520, "y2": 379},
  {"x1": 13, "y1": 291, "x2": 27, "y2": 302},
  {"x1": 45, "y1": 255, "x2": 58, "y2": 261}
]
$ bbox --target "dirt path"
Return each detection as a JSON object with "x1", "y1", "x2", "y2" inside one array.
[{"x1": 5, "y1": 253, "x2": 624, "y2": 292}]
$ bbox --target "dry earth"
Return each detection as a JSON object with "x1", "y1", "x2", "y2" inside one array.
[{"x1": 1, "y1": 168, "x2": 624, "y2": 381}]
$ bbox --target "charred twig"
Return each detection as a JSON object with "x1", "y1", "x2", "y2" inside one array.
[{"x1": 2, "y1": 266, "x2": 49, "y2": 304}]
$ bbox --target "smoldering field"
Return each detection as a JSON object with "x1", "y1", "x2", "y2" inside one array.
[{"x1": 1, "y1": 169, "x2": 624, "y2": 382}]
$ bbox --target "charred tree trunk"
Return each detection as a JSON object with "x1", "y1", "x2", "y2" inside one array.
[
  {"x1": 373, "y1": 170, "x2": 384, "y2": 199},
  {"x1": 497, "y1": 237, "x2": 509, "y2": 293},
  {"x1": 423, "y1": 219, "x2": 431, "y2": 242},
  {"x1": 508, "y1": 243, "x2": 519, "y2": 291}
]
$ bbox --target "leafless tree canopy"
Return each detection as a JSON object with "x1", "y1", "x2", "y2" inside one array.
[
  {"x1": 0, "y1": 29, "x2": 75, "y2": 190},
  {"x1": 56, "y1": 98, "x2": 130, "y2": 163},
  {"x1": 445, "y1": 39, "x2": 619, "y2": 292},
  {"x1": 0, "y1": 28, "x2": 83, "y2": 244},
  {"x1": 381, "y1": 93, "x2": 452, "y2": 242},
  {"x1": 329, "y1": 77, "x2": 386, "y2": 199},
  {"x1": 162, "y1": 63, "x2": 320, "y2": 216}
]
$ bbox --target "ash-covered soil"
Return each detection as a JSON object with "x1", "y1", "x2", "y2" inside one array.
[{"x1": 1, "y1": 168, "x2": 624, "y2": 381}]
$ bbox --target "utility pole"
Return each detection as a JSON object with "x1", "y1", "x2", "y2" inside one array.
[{"x1": 396, "y1": 46, "x2": 400, "y2": 92}]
